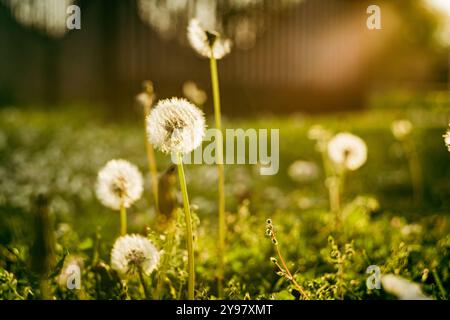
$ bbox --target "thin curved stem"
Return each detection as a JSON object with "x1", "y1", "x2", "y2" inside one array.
[
  {"x1": 143, "y1": 106, "x2": 160, "y2": 213},
  {"x1": 210, "y1": 55, "x2": 226, "y2": 298},
  {"x1": 274, "y1": 244, "x2": 309, "y2": 300},
  {"x1": 176, "y1": 153, "x2": 195, "y2": 300}
]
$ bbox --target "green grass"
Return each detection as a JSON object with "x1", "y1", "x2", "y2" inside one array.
[{"x1": 0, "y1": 104, "x2": 449, "y2": 300}]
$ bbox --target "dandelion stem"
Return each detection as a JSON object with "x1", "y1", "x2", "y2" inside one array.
[
  {"x1": 138, "y1": 267, "x2": 150, "y2": 299},
  {"x1": 120, "y1": 204, "x2": 127, "y2": 236},
  {"x1": 143, "y1": 107, "x2": 160, "y2": 213},
  {"x1": 432, "y1": 269, "x2": 447, "y2": 299},
  {"x1": 39, "y1": 279, "x2": 51, "y2": 300},
  {"x1": 328, "y1": 176, "x2": 341, "y2": 227},
  {"x1": 406, "y1": 141, "x2": 423, "y2": 207},
  {"x1": 210, "y1": 55, "x2": 226, "y2": 298},
  {"x1": 176, "y1": 153, "x2": 195, "y2": 300}
]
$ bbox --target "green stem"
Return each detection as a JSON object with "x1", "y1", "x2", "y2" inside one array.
[
  {"x1": 176, "y1": 153, "x2": 195, "y2": 300},
  {"x1": 432, "y1": 269, "x2": 447, "y2": 299},
  {"x1": 406, "y1": 141, "x2": 423, "y2": 207},
  {"x1": 328, "y1": 176, "x2": 341, "y2": 227},
  {"x1": 120, "y1": 204, "x2": 127, "y2": 236},
  {"x1": 39, "y1": 279, "x2": 51, "y2": 300},
  {"x1": 138, "y1": 267, "x2": 150, "y2": 299},
  {"x1": 143, "y1": 107, "x2": 160, "y2": 213},
  {"x1": 210, "y1": 55, "x2": 226, "y2": 299}
]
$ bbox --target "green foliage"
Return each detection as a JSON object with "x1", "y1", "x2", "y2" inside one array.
[{"x1": 0, "y1": 103, "x2": 448, "y2": 300}]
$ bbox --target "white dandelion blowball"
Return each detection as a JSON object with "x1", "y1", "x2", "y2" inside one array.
[
  {"x1": 96, "y1": 159, "x2": 144, "y2": 210},
  {"x1": 328, "y1": 133, "x2": 367, "y2": 171},
  {"x1": 187, "y1": 18, "x2": 231, "y2": 59},
  {"x1": 381, "y1": 274, "x2": 431, "y2": 300},
  {"x1": 146, "y1": 97, "x2": 206, "y2": 154},
  {"x1": 443, "y1": 129, "x2": 450, "y2": 152},
  {"x1": 111, "y1": 234, "x2": 160, "y2": 277},
  {"x1": 391, "y1": 119, "x2": 413, "y2": 140}
]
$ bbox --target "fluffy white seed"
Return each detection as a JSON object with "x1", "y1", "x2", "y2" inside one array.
[
  {"x1": 381, "y1": 274, "x2": 431, "y2": 300},
  {"x1": 146, "y1": 97, "x2": 206, "y2": 154},
  {"x1": 391, "y1": 119, "x2": 413, "y2": 140},
  {"x1": 328, "y1": 133, "x2": 367, "y2": 171},
  {"x1": 443, "y1": 129, "x2": 450, "y2": 152},
  {"x1": 111, "y1": 234, "x2": 160, "y2": 277},
  {"x1": 96, "y1": 159, "x2": 144, "y2": 210},
  {"x1": 187, "y1": 18, "x2": 231, "y2": 59}
]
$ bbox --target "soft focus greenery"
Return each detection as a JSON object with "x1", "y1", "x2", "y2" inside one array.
[{"x1": 0, "y1": 95, "x2": 449, "y2": 300}]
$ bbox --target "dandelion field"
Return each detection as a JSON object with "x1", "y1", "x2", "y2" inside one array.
[
  {"x1": 0, "y1": 97, "x2": 449, "y2": 300},
  {"x1": 1, "y1": 0, "x2": 450, "y2": 304}
]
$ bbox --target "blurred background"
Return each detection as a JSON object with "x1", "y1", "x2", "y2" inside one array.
[{"x1": 0, "y1": 0, "x2": 448, "y2": 115}]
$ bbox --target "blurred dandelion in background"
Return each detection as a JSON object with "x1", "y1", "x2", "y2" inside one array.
[
  {"x1": 3, "y1": 0, "x2": 74, "y2": 37},
  {"x1": 327, "y1": 133, "x2": 367, "y2": 171},
  {"x1": 187, "y1": 18, "x2": 231, "y2": 59},
  {"x1": 287, "y1": 160, "x2": 319, "y2": 183},
  {"x1": 381, "y1": 274, "x2": 431, "y2": 300},
  {"x1": 136, "y1": 81, "x2": 160, "y2": 215},
  {"x1": 391, "y1": 119, "x2": 413, "y2": 141},
  {"x1": 443, "y1": 127, "x2": 450, "y2": 151},
  {"x1": 182, "y1": 81, "x2": 207, "y2": 106}
]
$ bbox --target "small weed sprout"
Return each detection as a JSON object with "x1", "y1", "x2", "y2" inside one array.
[{"x1": 265, "y1": 219, "x2": 309, "y2": 300}]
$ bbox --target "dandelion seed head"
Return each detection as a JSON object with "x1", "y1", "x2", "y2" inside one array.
[
  {"x1": 111, "y1": 234, "x2": 160, "y2": 277},
  {"x1": 327, "y1": 133, "x2": 367, "y2": 171},
  {"x1": 96, "y1": 159, "x2": 143, "y2": 210},
  {"x1": 443, "y1": 129, "x2": 450, "y2": 152},
  {"x1": 136, "y1": 92, "x2": 153, "y2": 110},
  {"x1": 401, "y1": 224, "x2": 422, "y2": 236},
  {"x1": 288, "y1": 160, "x2": 319, "y2": 183},
  {"x1": 308, "y1": 125, "x2": 331, "y2": 141},
  {"x1": 381, "y1": 274, "x2": 431, "y2": 300},
  {"x1": 187, "y1": 18, "x2": 231, "y2": 59},
  {"x1": 183, "y1": 81, "x2": 207, "y2": 106},
  {"x1": 391, "y1": 119, "x2": 413, "y2": 140},
  {"x1": 146, "y1": 97, "x2": 206, "y2": 154}
]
